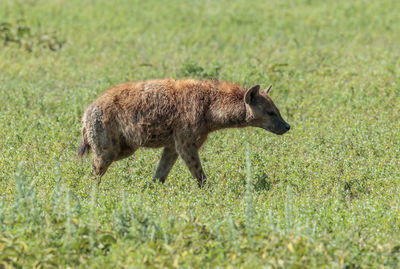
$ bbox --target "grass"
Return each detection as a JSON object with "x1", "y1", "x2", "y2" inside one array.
[{"x1": 0, "y1": 0, "x2": 399, "y2": 267}]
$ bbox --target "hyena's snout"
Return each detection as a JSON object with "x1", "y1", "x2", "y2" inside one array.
[
  {"x1": 284, "y1": 122, "x2": 290, "y2": 131},
  {"x1": 274, "y1": 119, "x2": 291, "y2": 135}
]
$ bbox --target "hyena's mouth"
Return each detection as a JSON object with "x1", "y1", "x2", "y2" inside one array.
[{"x1": 270, "y1": 124, "x2": 290, "y2": 135}]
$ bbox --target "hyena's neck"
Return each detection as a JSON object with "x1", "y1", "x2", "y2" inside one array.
[{"x1": 207, "y1": 90, "x2": 252, "y2": 131}]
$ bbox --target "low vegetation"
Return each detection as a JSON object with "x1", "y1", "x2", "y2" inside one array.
[{"x1": 0, "y1": 0, "x2": 399, "y2": 267}]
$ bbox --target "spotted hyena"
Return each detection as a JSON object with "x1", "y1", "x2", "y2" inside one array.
[{"x1": 78, "y1": 79, "x2": 290, "y2": 187}]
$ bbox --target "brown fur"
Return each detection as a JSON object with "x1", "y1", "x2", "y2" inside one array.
[{"x1": 78, "y1": 79, "x2": 290, "y2": 187}]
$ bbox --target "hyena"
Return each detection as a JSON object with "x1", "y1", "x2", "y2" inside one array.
[{"x1": 78, "y1": 79, "x2": 290, "y2": 187}]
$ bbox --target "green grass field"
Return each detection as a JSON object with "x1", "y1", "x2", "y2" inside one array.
[{"x1": 1, "y1": 0, "x2": 399, "y2": 267}]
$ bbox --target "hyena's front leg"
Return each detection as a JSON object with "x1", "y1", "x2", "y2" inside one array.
[
  {"x1": 154, "y1": 147, "x2": 179, "y2": 183},
  {"x1": 174, "y1": 138, "x2": 207, "y2": 188}
]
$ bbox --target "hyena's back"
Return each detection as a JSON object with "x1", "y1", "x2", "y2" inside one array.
[{"x1": 79, "y1": 79, "x2": 199, "y2": 158}]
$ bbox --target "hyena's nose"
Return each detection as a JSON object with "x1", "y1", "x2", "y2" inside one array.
[{"x1": 285, "y1": 123, "x2": 290, "y2": 131}]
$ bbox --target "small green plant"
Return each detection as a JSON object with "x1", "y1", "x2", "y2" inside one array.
[
  {"x1": 12, "y1": 163, "x2": 43, "y2": 227},
  {"x1": 178, "y1": 61, "x2": 221, "y2": 79},
  {"x1": 0, "y1": 21, "x2": 65, "y2": 52},
  {"x1": 245, "y1": 144, "x2": 255, "y2": 246}
]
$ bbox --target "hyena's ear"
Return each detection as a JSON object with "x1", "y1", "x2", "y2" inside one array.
[
  {"x1": 263, "y1": 85, "x2": 272, "y2": 95},
  {"x1": 245, "y1": 85, "x2": 260, "y2": 104}
]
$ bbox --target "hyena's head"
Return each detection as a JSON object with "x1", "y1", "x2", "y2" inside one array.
[{"x1": 244, "y1": 85, "x2": 290, "y2": 135}]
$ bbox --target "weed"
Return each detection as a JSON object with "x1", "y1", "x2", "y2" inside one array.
[
  {"x1": 178, "y1": 61, "x2": 221, "y2": 79},
  {"x1": 0, "y1": 21, "x2": 64, "y2": 52}
]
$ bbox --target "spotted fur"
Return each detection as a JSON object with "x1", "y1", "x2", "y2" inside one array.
[{"x1": 78, "y1": 79, "x2": 290, "y2": 187}]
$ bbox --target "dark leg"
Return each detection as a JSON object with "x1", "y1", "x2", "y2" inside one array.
[
  {"x1": 175, "y1": 140, "x2": 207, "y2": 188},
  {"x1": 92, "y1": 154, "x2": 113, "y2": 185},
  {"x1": 154, "y1": 147, "x2": 179, "y2": 183}
]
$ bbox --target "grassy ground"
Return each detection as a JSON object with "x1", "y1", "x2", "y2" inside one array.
[{"x1": 0, "y1": 0, "x2": 399, "y2": 267}]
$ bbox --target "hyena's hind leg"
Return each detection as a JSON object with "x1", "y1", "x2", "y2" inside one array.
[
  {"x1": 84, "y1": 106, "x2": 116, "y2": 184},
  {"x1": 154, "y1": 147, "x2": 179, "y2": 183},
  {"x1": 92, "y1": 143, "x2": 138, "y2": 185},
  {"x1": 92, "y1": 153, "x2": 113, "y2": 185},
  {"x1": 91, "y1": 139, "x2": 138, "y2": 185},
  {"x1": 84, "y1": 106, "x2": 138, "y2": 184}
]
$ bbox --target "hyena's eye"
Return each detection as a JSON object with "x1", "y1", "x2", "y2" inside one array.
[{"x1": 267, "y1": 111, "x2": 275, "y2": 116}]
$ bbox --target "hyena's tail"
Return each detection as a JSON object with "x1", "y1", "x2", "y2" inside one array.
[{"x1": 78, "y1": 127, "x2": 90, "y2": 157}]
